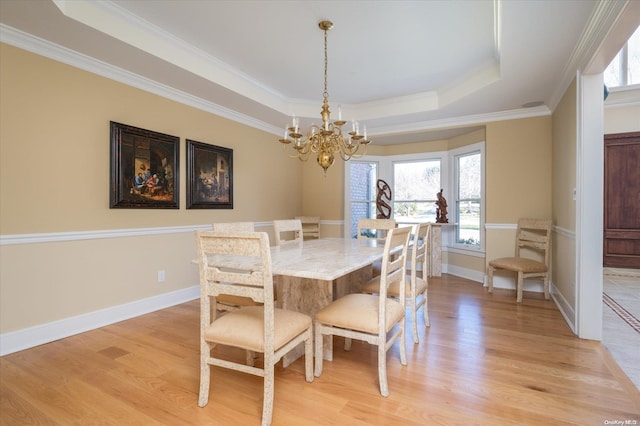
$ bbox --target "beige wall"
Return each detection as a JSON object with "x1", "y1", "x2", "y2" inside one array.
[
  {"x1": 301, "y1": 159, "x2": 343, "y2": 237},
  {"x1": 551, "y1": 78, "x2": 577, "y2": 308},
  {"x1": 0, "y1": 44, "x2": 302, "y2": 333},
  {"x1": 484, "y1": 116, "x2": 553, "y2": 278},
  {"x1": 604, "y1": 87, "x2": 640, "y2": 133},
  {"x1": 0, "y1": 44, "x2": 301, "y2": 235},
  {"x1": 0, "y1": 42, "x2": 570, "y2": 336},
  {"x1": 485, "y1": 117, "x2": 553, "y2": 223}
]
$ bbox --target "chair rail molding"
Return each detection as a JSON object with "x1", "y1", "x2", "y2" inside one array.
[{"x1": 0, "y1": 225, "x2": 212, "y2": 246}]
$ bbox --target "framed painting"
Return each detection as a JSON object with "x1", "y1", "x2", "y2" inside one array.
[
  {"x1": 110, "y1": 121, "x2": 179, "y2": 209},
  {"x1": 186, "y1": 139, "x2": 233, "y2": 209}
]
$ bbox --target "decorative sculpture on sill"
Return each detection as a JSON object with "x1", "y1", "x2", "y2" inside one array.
[
  {"x1": 376, "y1": 179, "x2": 392, "y2": 219},
  {"x1": 435, "y1": 189, "x2": 449, "y2": 223}
]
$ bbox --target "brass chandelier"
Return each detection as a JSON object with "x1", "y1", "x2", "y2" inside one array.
[{"x1": 278, "y1": 20, "x2": 370, "y2": 174}]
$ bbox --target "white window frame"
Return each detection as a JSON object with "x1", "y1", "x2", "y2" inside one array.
[
  {"x1": 344, "y1": 152, "x2": 447, "y2": 237},
  {"x1": 345, "y1": 142, "x2": 485, "y2": 255},
  {"x1": 344, "y1": 157, "x2": 383, "y2": 238},
  {"x1": 391, "y1": 158, "x2": 444, "y2": 225},
  {"x1": 448, "y1": 141, "x2": 486, "y2": 254}
]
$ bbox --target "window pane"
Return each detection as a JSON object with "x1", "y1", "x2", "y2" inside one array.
[
  {"x1": 350, "y1": 162, "x2": 376, "y2": 201},
  {"x1": 457, "y1": 200, "x2": 480, "y2": 245},
  {"x1": 394, "y1": 202, "x2": 437, "y2": 224},
  {"x1": 628, "y1": 26, "x2": 640, "y2": 85},
  {"x1": 458, "y1": 153, "x2": 481, "y2": 199},
  {"x1": 604, "y1": 25, "x2": 640, "y2": 87},
  {"x1": 394, "y1": 160, "x2": 440, "y2": 200},
  {"x1": 456, "y1": 151, "x2": 481, "y2": 247},
  {"x1": 604, "y1": 50, "x2": 623, "y2": 87}
]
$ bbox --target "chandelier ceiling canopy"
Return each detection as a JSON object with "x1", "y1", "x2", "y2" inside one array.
[{"x1": 278, "y1": 20, "x2": 370, "y2": 174}]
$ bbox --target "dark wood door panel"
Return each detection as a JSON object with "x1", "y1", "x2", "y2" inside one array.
[{"x1": 604, "y1": 131, "x2": 640, "y2": 269}]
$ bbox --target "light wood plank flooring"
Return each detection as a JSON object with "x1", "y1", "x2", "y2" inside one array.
[
  {"x1": 603, "y1": 268, "x2": 640, "y2": 389},
  {"x1": 1, "y1": 274, "x2": 639, "y2": 425}
]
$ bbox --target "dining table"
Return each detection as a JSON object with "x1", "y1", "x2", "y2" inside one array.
[
  {"x1": 197, "y1": 236, "x2": 387, "y2": 367},
  {"x1": 270, "y1": 237, "x2": 387, "y2": 366}
]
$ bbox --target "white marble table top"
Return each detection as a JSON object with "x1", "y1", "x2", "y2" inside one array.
[
  {"x1": 197, "y1": 237, "x2": 387, "y2": 282},
  {"x1": 269, "y1": 238, "x2": 385, "y2": 281}
]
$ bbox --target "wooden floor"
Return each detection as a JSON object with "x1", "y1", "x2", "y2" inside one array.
[{"x1": 1, "y1": 274, "x2": 639, "y2": 425}]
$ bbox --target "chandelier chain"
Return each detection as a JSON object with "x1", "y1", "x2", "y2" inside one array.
[{"x1": 323, "y1": 28, "x2": 329, "y2": 102}]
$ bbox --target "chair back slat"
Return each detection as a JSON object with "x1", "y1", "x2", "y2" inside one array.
[
  {"x1": 196, "y1": 231, "x2": 273, "y2": 306},
  {"x1": 273, "y1": 219, "x2": 303, "y2": 245},
  {"x1": 378, "y1": 226, "x2": 412, "y2": 302},
  {"x1": 295, "y1": 216, "x2": 321, "y2": 239},
  {"x1": 410, "y1": 223, "x2": 430, "y2": 285},
  {"x1": 514, "y1": 219, "x2": 552, "y2": 258},
  {"x1": 357, "y1": 218, "x2": 396, "y2": 241}
]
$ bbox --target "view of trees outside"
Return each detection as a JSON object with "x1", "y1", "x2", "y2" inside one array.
[
  {"x1": 457, "y1": 153, "x2": 481, "y2": 245},
  {"x1": 349, "y1": 154, "x2": 482, "y2": 246},
  {"x1": 393, "y1": 160, "x2": 440, "y2": 224},
  {"x1": 604, "y1": 26, "x2": 639, "y2": 87}
]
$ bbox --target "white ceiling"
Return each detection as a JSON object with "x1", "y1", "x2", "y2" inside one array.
[{"x1": 0, "y1": 0, "x2": 609, "y2": 145}]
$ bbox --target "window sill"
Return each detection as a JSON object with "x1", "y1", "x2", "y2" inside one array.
[{"x1": 445, "y1": 245, "x2": 485, "y2": 258}]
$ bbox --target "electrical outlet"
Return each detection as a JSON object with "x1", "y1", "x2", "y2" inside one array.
[{"x1": 157, "y1": 270, "x2": 166, "y2": 283}]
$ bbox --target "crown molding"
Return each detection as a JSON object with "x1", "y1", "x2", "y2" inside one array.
[
  {"x1": 548, "y1": 0, "x2": 629, "y2": 111},
  {"x1": 0, "y1": 22, "x2": 557, "y2": 141},
  {"x1": 50, "y1": 0, "x2": 287, "y2": 112},
  {"x1": 0, "y1": 24, "x2": 278, "y2": 135},
  {"x1": 370, "y1": 105, "x2": 551, "y2": 137}
]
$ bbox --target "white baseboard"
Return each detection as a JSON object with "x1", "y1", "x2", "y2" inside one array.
[
  {"x1": 551, "y1": 284, "x2": 576, "y2": 334},
  {"x1": 444, "y1": 264, "x2": 485, "y2": 283},
  {"x1": 0, "y1": 286, "x2": 199, "y2": 356}
]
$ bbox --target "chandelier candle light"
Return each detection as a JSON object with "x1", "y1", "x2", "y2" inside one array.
[{"x1": 278, "y1": 20, "x2": 371, "y2": 174}]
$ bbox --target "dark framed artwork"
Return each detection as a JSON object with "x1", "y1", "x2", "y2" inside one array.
[
  {"x1": 186, "y1": 139, "x2": 233, "y2": 209},
  {"x1": 110, "y1": 121, "x2": 179, "y2": 209}
]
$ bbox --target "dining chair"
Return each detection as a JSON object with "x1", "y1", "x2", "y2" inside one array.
[
  {"x1": 487, "y1": 218, "x2": 552, "y2": 303},
  {"x1": 314, "y1": 225, "x2": 412, "y2": 397},
  {"x1": 356, "y1": 218, "x2": 397, "y2": 276},
  {"x1": 195, "y1": 230, "x2": 313, "y2": 426},
  {"x1": 211, "y1": 222, "x2": 262, "y2": 313},
  {"x1": 362, "y1": 222, "x2": 431, "y2": 344},
  {"x1": 273, "y1": 219, "x2": 303, "y2": 245},
  {"x1": 295, "y1": 216, "x2": 321, "y2": 240}
]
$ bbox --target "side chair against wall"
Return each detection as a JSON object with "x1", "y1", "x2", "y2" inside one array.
[
  {"x1": 314, "y1": 226, "x2": 412, "y2": 397},
  {"x1": 195, "y1": 231, "x2": 313, "y2": 426},
  {"x1": 487, "y1": 218, "x2": 552, "y2": 303},
  {"x1": 211, "y1": 222, "x2": 261, "y2": 313},
  {"x1": 362, "y1": 222, "x2": 431, "y2": 344},
  {"x1": 295, "y1": 216, "x2": 321, "y2": 240},
  {"x1": 273, "y1": 219, "x2": 303, "y2": 245},
  {"x1": 356, "y1": 218, "x2": 397, "y2": 276}
]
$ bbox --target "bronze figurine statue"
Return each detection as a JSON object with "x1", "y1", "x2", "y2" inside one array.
[
  {"x1": 435, "y1": 189, "x2": 448, "y2": 223},
  {"x1": 376, "y1": 179, "x2": 392, "y2": 219}
]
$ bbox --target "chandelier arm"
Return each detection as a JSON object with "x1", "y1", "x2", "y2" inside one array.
[{"x1": 281, "y1": 141, "x2": 312, "y2": 160}]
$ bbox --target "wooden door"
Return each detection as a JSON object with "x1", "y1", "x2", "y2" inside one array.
[{"x1": 603, "y1": 131, "x2": 640, "y2": 268}]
